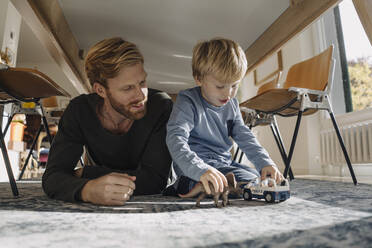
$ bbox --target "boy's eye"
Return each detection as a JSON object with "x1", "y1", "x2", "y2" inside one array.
[{"x1": 216, "y1": 86, "x2": 224, "y2": 89}]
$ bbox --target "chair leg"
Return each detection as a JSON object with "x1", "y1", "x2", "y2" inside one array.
[
  {"x1": 2, "y1": 113, "x2": 14, "y2": 135},
  {"x1": 38, "y1": 104, "x2": 53, "y2": 145},
  {"x1": 238, "y1": 150, "x2": 244, "y2": 163},
  {"x1": 274, "y1": 123, "x2": 295, "y2": 180},
  {"x1": 270, "y1": 123, "x2": 294, "y2": 180},
  {"x1": 18, "y1": 125, "x2": 43, "y2": 180},
  {"x1": 42, "y1": 115, "x2": 53, "y2": 144},
  {"x1": 283, "y1": 111, "x2": 303, "y2": 179},
  {"x1": 0, "y1": 128, "x2": 19, "y2": 196},
  {"x1": 328, "y1": 111, "x2": 358, "y2": 185},
  {"x1": 233, "y1": 147, "x2": 240, "y2": 161},
  {"x1": 232, "y1": 147, "x2": 245, "y2": 163}
]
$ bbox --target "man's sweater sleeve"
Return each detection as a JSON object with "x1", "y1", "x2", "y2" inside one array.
[
  {"x1": 42, "y1": 100, "x2": 91, "y2": 202},
  {"x1": 166, "y1": 94, "x2": 210, "y2": 181},
  {"x1": 231, "y1": 103, "x2": 275, "y2": 173}
]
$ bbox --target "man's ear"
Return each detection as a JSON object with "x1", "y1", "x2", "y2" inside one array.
[{"x1": 93, "y1": 82, "x2": 106, "y2": 98}]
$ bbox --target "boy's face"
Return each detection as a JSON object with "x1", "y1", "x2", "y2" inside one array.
[{"x1": 196, "y1": 74, "x2": 240, "y2": 107}]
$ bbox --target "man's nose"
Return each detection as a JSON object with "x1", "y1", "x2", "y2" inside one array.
[{"x1": 135, "y1": 85, "x2": 146, "y2": 101}]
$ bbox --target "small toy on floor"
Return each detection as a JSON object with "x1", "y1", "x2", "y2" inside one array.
[
  {"x1": 178, "y1": 172, "x2": 244, "y2": 207},
  {"x1": 243, "y1": 178, "x2": 290, "y2": 203}
]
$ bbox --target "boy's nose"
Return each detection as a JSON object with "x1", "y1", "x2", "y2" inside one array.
[{"x1": 223, "y1": 87, "x2": 233, "y2": 98}]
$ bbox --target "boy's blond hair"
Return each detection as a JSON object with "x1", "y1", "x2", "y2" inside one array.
[
  {"x1": 85, "y1": 37, "x2": 144, "y2": 88},
  {"x1": 192, "y1": 38, "x2": 247, "y2": 84}
]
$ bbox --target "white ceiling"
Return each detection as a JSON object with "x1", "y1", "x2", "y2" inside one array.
[{"x1": 18, "y1": 0, "x2": 290, "y2": 95}]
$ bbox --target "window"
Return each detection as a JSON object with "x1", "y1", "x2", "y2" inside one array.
[{"x1": 338, "y1": 0, "x2": 372, "y2": 112}]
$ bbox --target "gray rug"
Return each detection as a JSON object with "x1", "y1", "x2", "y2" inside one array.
[{"x1": 0, "y1": 179, "x2": 372, "y2": 247}]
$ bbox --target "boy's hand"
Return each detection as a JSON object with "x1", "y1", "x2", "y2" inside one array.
[
  {"x1": 261, "y1": 165, "x2": 284, "y2": 184},
  {"x1": 200, "y1": 168, "x2": 228, "y2": 194}
]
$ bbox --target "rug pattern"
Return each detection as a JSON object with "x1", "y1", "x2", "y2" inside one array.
[{"x1": 1, "y1": 179, "x2": 372, "y2": 247}]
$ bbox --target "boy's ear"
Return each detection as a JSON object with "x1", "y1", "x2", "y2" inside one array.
[
  {"x1": 195, "y1": 77, "x2": 202, "y2": 86},
  {"x1": 93, "y1": 82, "x2": 107, "y2": 98}
]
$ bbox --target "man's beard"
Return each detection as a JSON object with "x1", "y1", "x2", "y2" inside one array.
[{"x1": 106, "y1": 92, "x2": 147, "y2": 120}]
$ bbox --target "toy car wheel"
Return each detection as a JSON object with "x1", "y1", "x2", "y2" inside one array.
[
  {"x1": 243, "y1": 190, "x2": 252, "y2": 200},
  {"x1": 264, "y1": 192, "x2": 274, "y2": 203}
]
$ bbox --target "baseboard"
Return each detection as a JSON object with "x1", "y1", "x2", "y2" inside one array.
[{"x1": 321, "y1": 163, "x2": 372, "y2": 177}]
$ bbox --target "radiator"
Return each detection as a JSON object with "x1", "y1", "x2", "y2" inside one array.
[{"x1": 321, "y1": 121, "x2": 372, "y2": 165}]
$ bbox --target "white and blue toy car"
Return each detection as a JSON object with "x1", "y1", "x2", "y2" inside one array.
[{"x1": 243, "y1": 178, "x2": 290, "y2": 203}]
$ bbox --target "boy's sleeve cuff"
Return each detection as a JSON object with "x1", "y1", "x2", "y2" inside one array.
[
  {"x1": 254, "y1": 158, "x2": 276, "y2": 173},
  {"x1": 192, "y1": 167, "x2": 209, "y2": 182}
]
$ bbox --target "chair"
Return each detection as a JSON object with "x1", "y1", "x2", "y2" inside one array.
[
  {"x1": 240, "y1": 45, "x2": 357, "y2": 185},
  {"x1": 234, "y1": 73, "x2": 295, "y2": 179},
  {"x1": 240, "y1": 72, "x2": 281, "y2": 129},
  {"x1": 236, "y1": 75, "x2": 295, "y2": 179},
  {"x1": 0, "y1": 65, "x2": 70, "y2": 196}
]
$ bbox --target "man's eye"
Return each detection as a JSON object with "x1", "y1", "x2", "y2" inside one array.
[
  {"x1": 123, "y1": 86, "x2": 133, "y2": 91},
  {"x1": 216, "y1": 86, "x2": 224, "y2": 89}
]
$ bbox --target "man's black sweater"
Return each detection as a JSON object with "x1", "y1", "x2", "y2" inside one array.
[{"x1": 42, "y1": 89, "x2": 173, "y2": 202}]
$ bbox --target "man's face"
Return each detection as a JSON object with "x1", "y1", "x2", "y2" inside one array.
[
  {"x1": 104, "y1": 63, "x2": 148, "y2": 120},
  {"x1": 196, "y1": 74, "x2": 240, "y2": 107}
]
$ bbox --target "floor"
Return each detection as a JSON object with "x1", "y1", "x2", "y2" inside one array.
[{"x1": 1, "y1": 178, "x2": 372, "y2": 247}]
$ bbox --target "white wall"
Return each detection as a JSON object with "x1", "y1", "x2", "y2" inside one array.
[
  {"x1": 1, "y1": 1, "x2": 21, "y2": 66},
  {"x1": 0, "y1": 0, "x2": 8, "y2": 44},
  {"x1": 238, "y1": 10, "x2": 345, "y2": 176}
]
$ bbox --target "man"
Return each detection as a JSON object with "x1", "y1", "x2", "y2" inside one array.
[{"x1": 42, "y1": 37, "x2": 173, "y2": 205}]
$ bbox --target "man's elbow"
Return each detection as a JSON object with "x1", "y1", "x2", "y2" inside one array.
[{"x1": 41, "y1": 171, "x2": 55, "y2": 199}]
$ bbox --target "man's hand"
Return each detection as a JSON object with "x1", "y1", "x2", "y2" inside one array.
[
  {"x1": 81, "y1": 172, "x2": 136, "y2": 205},
  {"x1": 200, "y1": 168, "x2": 228, "y2": 194},
  {"x1": 261, "y1": 165, "x2": 284, "y2": 184}
]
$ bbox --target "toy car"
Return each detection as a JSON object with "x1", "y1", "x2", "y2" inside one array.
[{"x1": 243, "y1": 178, "x2": 290, "y2": 203}]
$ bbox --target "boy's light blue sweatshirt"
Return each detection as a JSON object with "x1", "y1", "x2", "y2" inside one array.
[{"x1": 166, "y1": 87, "x2": 275, "y2": 181}]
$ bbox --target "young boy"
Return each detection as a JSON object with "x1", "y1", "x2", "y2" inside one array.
[{"x1": 166, "y1": 38, "x2": 283, "y2": 196}]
